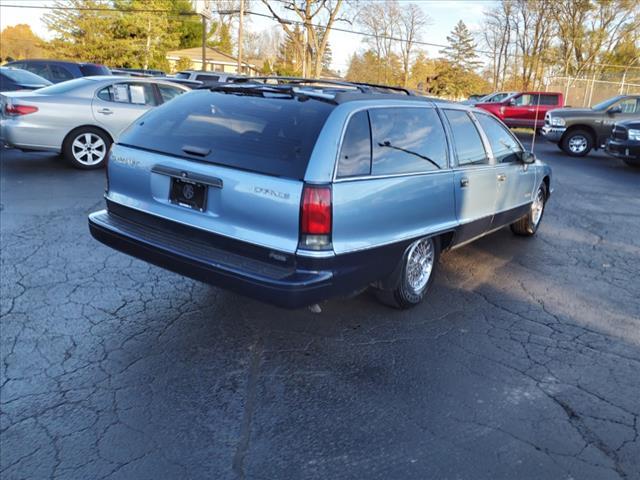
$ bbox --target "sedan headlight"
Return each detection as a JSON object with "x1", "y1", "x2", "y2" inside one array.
[
  {"x1": 628, "y1": 129, "x2": 640, "y2": 141},
  {"x1": 550, "y1": 117, "x2": 566, "y2": 127}
]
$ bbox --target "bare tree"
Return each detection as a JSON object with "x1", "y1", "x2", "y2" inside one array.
[
  {"x1": 397, "y1": 4, "x2": 429, "y2": 87},
  {"x1": 261, "y1": 0, "x2": 347, "y2": 77},
  {"x1": 483, "y1": 0, "x2": 513, "y2": 89},
  {"x1": 358, "y1": 0, "x2": 400, "y2": 83}
]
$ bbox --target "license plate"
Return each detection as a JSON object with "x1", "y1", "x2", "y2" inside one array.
[{"x1": 169, "y1": 178, "x2": 207, "y2": 211}]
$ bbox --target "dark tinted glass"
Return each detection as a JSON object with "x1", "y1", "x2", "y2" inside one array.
[
  {"x1": 175, "y1": 72, "x2": 190, "y2": 79},
  {"x1": 369, "y1": 107, "x2": 447, "y2": 175},
  {"x1": 196, "y1": 74, "x2": 219, "y2": 84},
  {"x1": 23, "y1": 63, "x2": 50, "y2": 80},
  {"x1": 538, "y1": 94, "x2": 558, "y2": 105},
  {"x1": 49, "y1": 65, "x2": 74, "y2": 82},
  {"x1": 118, "y1": 90, "x2": 334, "y2": 179},
  {"x1": 79, "y1": 64, "x2": 110, "y2": 76},
  {"x1": 443, "y1": 110, "x2": 487, "y2": 166},
  {"x1": 337, "y1": 110, "x2": 371, "y2": 178},
  {"x1": 476, "y1": 113, "x2": 522, "y2": 163}
]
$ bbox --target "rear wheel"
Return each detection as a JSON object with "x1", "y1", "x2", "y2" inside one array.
[
  {"x1": 561, "y1": 129, "x2": 593, "y2": 157},
  {"x1": 62, "y1": 127, "x2": 111, "y2": 169},
  {"x1": 511, "y1": 183, "x2": 547, "y2": 236},
  {"x1": 376, "y1": 237, "x2": 440, "y2": 309}
]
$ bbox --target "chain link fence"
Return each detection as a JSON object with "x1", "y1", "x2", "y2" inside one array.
[{"x1": 545, "y1": 73, "x2": 640, "y2": 108}]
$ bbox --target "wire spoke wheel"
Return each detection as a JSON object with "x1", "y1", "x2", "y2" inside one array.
[
  {"x1": 531, "y1": 186, "x2": 545, "y2": 226},
  {"x1": 405, "y1": 238, "x2": 434, "y2": 293}
]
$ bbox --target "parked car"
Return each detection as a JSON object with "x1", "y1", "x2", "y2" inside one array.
[
  {"x1": 605, "y1": 119, "x2": 640, "y2": 167},
  {"x1": 477, "y1": 91, "x2": 564, "y2": 129},
  {"x1": 460, "y1": 91, "x2": 516, "y2": 106},
  {"x1": 0, "y1": 76, "x2": 188, "y2": 169},
  {"x1": 0, "y1": 66, "x2": 52, "y2": 91},
  {"x1": 541, "y1": 95, "x2": 640, "y2": 157},
  {"x1": 114, "y1": 68, "x2": 165, "y2": 77},
  {"x1": 4, "y1": 59, "x2": 111, "y2": 83},
  {"x1": 88, "y1": 79, "x2": 552, "y2": 310},
  {"x1": 173, "y1": 70, "x2": 244, "y2": 86},
  {"x1": 163, "y1": 77, "x2": 203, "y2": 89}
]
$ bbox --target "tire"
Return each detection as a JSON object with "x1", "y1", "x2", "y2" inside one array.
[
  {"x1": 375, "y1": 236, "x2": 440, "y2": 309},
  {"x1": 511, "y1": 183, "x2": 547, "y2": 236},
  {"x1": 560, "y1": 129, "x2": 593, "y2": 157},
  {"x1": 62, "y1": 127, "x2": 111, "y2": 169},
  {"x1": 623, "y1": 159, "x2": 640, "y2": 168}
]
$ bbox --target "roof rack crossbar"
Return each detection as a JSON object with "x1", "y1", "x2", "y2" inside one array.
[{"x1": 240, "y1": 76, "x2": 413, "y2": 95}]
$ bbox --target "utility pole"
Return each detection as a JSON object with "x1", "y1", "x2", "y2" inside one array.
[
  {"x1": 237, "y1": 0, "x2": 245, "y2": 74},
  {"x1": 202, "y1": 14, "x2": 207, "y2": 71}
]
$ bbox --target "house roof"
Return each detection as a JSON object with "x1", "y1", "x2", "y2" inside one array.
[{"x1": 166, "y1": 46, "x2": 256, "y2": 68}]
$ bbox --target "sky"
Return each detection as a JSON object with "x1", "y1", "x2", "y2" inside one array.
[{"x1": 0, "y1": 0, "x2": 496, "y2": 73}]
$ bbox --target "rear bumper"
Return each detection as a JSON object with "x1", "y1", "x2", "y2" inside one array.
[
  {"x1": 89, "y1": 209, "x2": 339, "y2": 309},
  {"x1": 605, "y1": 139, "x2": 640, "y2": 162},
  {"x1": 0, "y1": 118, "x2": 62, "y2": 152},
  {"x1": 540, "y1": 125, "x2": 566, "y2": 142}
]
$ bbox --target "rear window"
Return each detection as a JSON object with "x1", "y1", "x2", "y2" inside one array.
[
  {"x1": 1, "y1": 68, "x2": 50, "y2": 85},
  {"x1": 35, "y1": 78, "x2": 92, "y2": 95},
  {"x1": 79, "y1": 64, "x2": 111, "y2": 76},
  {"x1": 175, "y1": 72, "x2": 190, "y2": 79},
  {"x1": 118, "y1": 90, "x2": 334, "y2": 179}
]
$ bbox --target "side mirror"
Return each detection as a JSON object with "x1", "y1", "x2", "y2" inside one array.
[
  {"x1": 607, "y1": 105, "x2": 622, "y2": 115},
  {"x1": 521, "y1": 151, "x2": 536, "y2": 164}
]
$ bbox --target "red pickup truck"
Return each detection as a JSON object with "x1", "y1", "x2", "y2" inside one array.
[{"x1": 476, "y1": 91, "x2": 564, "y2": 129}]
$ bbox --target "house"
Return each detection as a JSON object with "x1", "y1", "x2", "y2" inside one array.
[{"x1": 165, "y1": 46, "x2": 262, "y2": 75}]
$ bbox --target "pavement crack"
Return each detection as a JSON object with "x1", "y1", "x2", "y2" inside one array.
[{"x1": 232, "y1": 338, "x2": 263, "y2": 480}]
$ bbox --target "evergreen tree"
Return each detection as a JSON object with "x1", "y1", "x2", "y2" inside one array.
[{"x1": 440, "y1": 20, "x2": 481, "y2": 71}]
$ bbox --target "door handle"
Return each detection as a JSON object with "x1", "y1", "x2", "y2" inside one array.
[
  {"x1": 497, "y1": 173, "x2": 507, "y2": 182},
  {"x1": 460, "y1": 177, "x2": 469, "y2": 188},
  {"x1": 97, "y1": 108, "x2": 113, "y2": 115}
]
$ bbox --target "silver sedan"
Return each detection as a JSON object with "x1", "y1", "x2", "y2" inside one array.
[{"x1": 0, "y1": 76, "x2": 190, "y2": 169}]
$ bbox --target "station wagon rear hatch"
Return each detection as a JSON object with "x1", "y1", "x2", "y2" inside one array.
[{"x1": 108, "y1": 88, "x2": 335, "y2": 254}]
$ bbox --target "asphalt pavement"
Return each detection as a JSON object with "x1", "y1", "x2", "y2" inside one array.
[{"x1": 1, "y1": 137, "x2": 639, "y2": 480}]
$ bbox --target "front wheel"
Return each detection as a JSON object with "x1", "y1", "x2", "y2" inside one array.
[
  {"x1": 62, "y1": 127, "x2": 111, "y2": 169},
  {"x1": 511, "y1": 183, "x2": 547, "y2": 236},
  {"x1": 375, "y1": 237, "x2": 440, "y2": 309},
  {"x1": 561, "y1": 129, "x2": 593, "y2": 157}
]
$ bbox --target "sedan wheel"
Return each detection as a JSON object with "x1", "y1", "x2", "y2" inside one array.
[{"x1": 63, "y1": 127, "x2": 112, "y2": 170}]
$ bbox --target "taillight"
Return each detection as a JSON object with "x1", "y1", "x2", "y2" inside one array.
[
  {"x1": 104, "y1": 145, "x2": 113, "y2": 192},
  {"x1": 5, "y1": 104, "x2": 38, "y2": 116},
  {"x1": 300, "y1": 185, "x2": 332, "y2": 250}
]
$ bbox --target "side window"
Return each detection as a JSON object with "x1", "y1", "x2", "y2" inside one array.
[
  {"x1": 196, "y1": 74, "x2": 219, "y2": 84},
  {"x1": 475, "y1": 113, "x2": 523, "y2": 163},
  {"x1": 369, "y1": 107, "x2": 447, "y2": 175},
  {"x1": 25, "y1": 63, "x2": 50, "y2": 80},
  {"x1": 337, "y1": 110, "x2": 371, "y2": 178},
  {"x1": 539, "y1": 94, "x2": 558, "y2": 106},
  {"x1": 97, "y1": 83, "x2": 158, "y2": 106},
  {"x1": 513, "y1": 94, "x2": 538, "y2": 106},
  {"x1": 617, "y1": 98, "x2": 638, "y2": 113},
  {"x1": 158, "y1": 84, "x2": 185, "y2": 103},
  {"x1": 49, "y1": 65, "x2": 74, "y2": 82},
  {"x1": 443, "y1": 110, "x2": 488, "y2": 166}
]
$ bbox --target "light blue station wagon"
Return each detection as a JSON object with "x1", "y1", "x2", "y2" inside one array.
[{"x1": 89, "y1": 79, "x2": 552, "y2": 309}]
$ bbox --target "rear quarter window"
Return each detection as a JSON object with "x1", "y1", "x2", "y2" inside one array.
[
  {"x1": 118, "y1": 90, "x2": 335, "y2": 179},
  {"x1": 369, "y1": 107, "x2": 448, "y2": 175},
  {"x1": 539, "y1": 94, "x2": 559, "y2": 105},
  {"x1": 337, "y1": 110, "x2": 371, "y2": 178}
]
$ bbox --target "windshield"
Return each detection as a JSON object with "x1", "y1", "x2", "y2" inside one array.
[
  {"x1": 118, "y1": 89, "x2": 334, "y2": 179},
  {"x1": 34, "y1": 78, "x2": 91, "y2": 94},
  {"x1": 592, "y1": 96, "x2": 623, "y2": 111},
  {"x1": 2, "y1": 68, "x2": 51, "y2": 85}
]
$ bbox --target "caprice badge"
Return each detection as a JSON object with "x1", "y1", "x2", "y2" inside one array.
[
  {"x1": 254, "y1": 187, "x2": 290, "y2": 200},
  {"x1": 110, "y1": 154, "x2": 140, "y2": 168}
]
